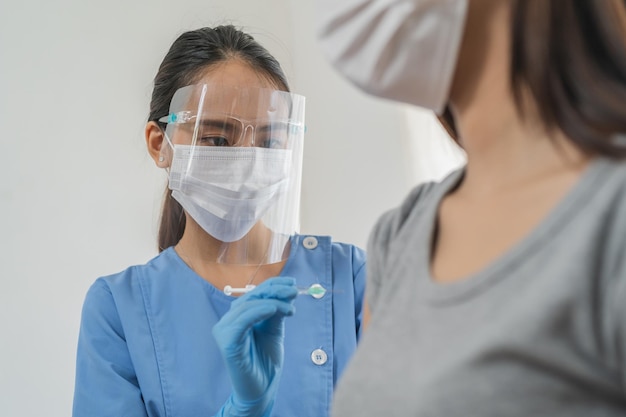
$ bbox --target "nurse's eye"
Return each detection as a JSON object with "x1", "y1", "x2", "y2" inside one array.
[
  {"x1": 256, "y1": 123, "x2": 289, "y2": 149},
  {"x1": 258, "y1": 137, "x2": 285, "y2": 149},
  {"x1": 200, "y1": 135, "x2": 232, "y2": 146},
  {"x1": 197, "y1": 121, "x2": 239, "y2": 146}
]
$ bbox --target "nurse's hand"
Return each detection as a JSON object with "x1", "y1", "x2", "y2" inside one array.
[{"x1": 213, "y1": 276, "x2": 298, "y2": 417}]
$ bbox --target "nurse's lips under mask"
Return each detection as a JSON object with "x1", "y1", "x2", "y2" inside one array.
[{"x1": 168, "y1": 145, "x2": 292, "y2": 242}]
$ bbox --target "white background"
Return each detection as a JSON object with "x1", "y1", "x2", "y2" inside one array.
[{"x1": 0, "y1": 0, "x2": 464, "y2": 415}]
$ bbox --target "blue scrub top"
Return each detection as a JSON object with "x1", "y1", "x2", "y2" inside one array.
[{"x1": 73, "y1": 235, "x2": 366, "y2": 417}]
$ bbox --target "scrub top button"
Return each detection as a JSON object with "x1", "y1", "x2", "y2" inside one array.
[
  {"x1": 311, "y1": 348, "x2": 328, "y2": 365},
  {"x1": 303, "y1": 236, "x2": 318, "y2": 250}
]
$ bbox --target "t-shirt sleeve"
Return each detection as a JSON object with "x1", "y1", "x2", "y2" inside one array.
[
  {"x1": 73, "y1": 279, "x2": 148, "y2": 417},
  {"x1": 606, "y1": 230, "x2": 626, "y2": 392},
  {"x1": 365, "y1": 181, "x2": 439, "y2": 312},
  {"x1": 366, "y1": 209, "x2": 395, "y2": 313},
  {"x1": 599, "y1": 175, "x2": 626, "y2": 394},
  {"x1": 614, "y1": 272, "x2": 626, "y2": 392},
  {"x1": 351, "y1": 245, "x2": 367, "y2": 339}
]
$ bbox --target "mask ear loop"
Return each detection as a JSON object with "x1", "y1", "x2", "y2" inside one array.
[{"x1": 160, "y1": 130, "x2": 176, "y2": 175}]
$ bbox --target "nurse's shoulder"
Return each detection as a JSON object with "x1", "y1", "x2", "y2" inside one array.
[{"x1": 82, "y1": 249, "x2": 171, "y2": 316}]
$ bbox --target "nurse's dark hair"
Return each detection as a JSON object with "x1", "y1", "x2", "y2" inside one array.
[
  {"x1": 148, "y1": 25, "x2": 290, "y2": 252},
  {"x1": 444, "y1": 0, "x2": 626, "y2": 157}
]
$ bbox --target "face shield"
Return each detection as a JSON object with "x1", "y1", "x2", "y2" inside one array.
[{"x1": 158, "y1": 83, "x2": 305, "y2": 265}]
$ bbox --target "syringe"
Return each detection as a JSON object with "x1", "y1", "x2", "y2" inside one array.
[{"x1": 223, "y1": 283, "x2": 328, "y2": 299}]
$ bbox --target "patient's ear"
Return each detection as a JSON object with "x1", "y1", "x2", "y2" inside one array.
[{"x1": 145, "y1": 122, "x2": 169, "y2": 167}]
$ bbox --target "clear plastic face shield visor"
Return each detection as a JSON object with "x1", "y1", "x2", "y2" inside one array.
[{"x1": 159, "y1": 83, "x2": 305, "y2": 265}]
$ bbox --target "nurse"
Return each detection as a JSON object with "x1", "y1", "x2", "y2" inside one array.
[
  {"x1": 317, "y1": 0, "x2": 626, "y2": 416},
  {"x1": 73, "y1": 25, "x2": 366, "y2": 417}
]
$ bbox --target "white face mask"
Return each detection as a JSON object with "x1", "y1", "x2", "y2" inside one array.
[
  {"x1": 316, "y1": 0, "x2": 468, "y2": 113},
  {"x1": 168, "y1": 146, "x2": 292, "y2": 242}
]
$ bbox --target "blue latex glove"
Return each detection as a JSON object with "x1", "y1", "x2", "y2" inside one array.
[{"x1": 213, "y1": 276, "x2": 298, "y2": 417}]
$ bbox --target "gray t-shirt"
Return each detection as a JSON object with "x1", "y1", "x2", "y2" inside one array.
[{"x1": 332, "y1": 157, "x2": 626, "y2": 417}]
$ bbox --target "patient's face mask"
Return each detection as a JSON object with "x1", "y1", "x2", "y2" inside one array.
[
  {"x1": 316, "y1": 0, "x2": 468, "y2": 113},
  {"x1": 159, "y1": 84, "x2": 306, "y2": 264}
]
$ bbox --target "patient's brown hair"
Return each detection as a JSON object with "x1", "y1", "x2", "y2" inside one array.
[{"x1": 442, "y1": 0, "x2": 626, "y2": 158}]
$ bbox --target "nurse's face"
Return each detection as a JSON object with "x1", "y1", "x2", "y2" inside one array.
[{"x1": 166, "y1": 60, "x2": 292, "y2": 150}]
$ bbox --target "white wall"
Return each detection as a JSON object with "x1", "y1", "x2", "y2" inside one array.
[{"x1": 0, "y1": 1, "x2": 463, "y2": 415}]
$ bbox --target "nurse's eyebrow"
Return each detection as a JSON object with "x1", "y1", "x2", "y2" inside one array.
[
  {"x1": 197, "y1": 119, "x2": 238, "y2": 129},
  {"x1": 196, "y1": 118, "x2": 292, "y2": 132},
  {"x1": 255, "y1": 121, "x2": 290, "y2": 132}
]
